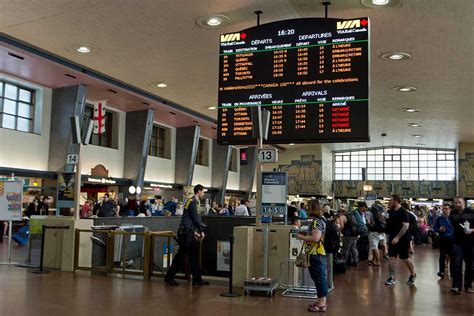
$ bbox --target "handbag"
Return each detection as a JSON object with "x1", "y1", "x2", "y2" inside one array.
[{"x1": 295, "y1": 242, "x2": 311, "y2": 268}]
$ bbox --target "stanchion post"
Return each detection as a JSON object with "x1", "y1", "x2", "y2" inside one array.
[
  {"x1": 32, "y1": 225, "x2": 50, "y2": 274},
  {"x1": 220, "y1": 235, "x2": 241, "y2": 297}
]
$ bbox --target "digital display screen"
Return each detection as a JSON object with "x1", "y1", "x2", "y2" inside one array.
[{"x1": 217, "y1": 18, "x2": 370, "y2": 145}]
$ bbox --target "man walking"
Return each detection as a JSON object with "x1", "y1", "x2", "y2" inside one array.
[
  {"x1": 449, "y1": 196, "x2": 474, "y2": 294},
  {"x1": 165, "y1": 184, "x2": 209, "y2": 286},
  {"x1": 433, "y1": 204, "x2": 454, "y2": 279},
  {"x1": 385, "y1": 194, "x2": 416, "y2": 286}
]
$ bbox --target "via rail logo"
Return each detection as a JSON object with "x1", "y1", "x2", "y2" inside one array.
[
  {"x1": 336, "y1": 19, "x2": 368, "y2": 29},
  {"x1": 220, "y1": 32, "x2": 247, "y2": 43}
]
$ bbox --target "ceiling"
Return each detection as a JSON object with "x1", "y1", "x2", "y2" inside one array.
[{"x1": 0, "y1": 0, "x2": 473, "y2": 150}]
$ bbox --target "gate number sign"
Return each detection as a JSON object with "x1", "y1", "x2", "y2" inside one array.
[
  {"x1": 66, "y1": 154, "x2": 79, "y2": 165},
  {"x1": 258, "y1": 149, "x2": 278, "y2": 163}
]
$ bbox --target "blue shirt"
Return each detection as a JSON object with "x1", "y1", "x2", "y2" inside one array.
[
  {"x1": 433, "y1": 215, "x2": 454, "y2": 238},
  {"x1": 299, "y1": 209, "x2": 308, "y2": 219}
]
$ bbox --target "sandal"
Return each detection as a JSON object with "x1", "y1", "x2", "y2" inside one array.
[
  {"x1": 308, "y1": 305, "x2": 327, "y2": 312},
  {"x1": 308, "y1": 301, "x2": 318, "y2": 309}
]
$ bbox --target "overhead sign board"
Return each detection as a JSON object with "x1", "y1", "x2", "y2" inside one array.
[{"x1": 217, "y1": 17, "x2": 370, "y2": 145}]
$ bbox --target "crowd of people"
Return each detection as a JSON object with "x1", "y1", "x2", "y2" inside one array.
[{"x1": 290, "y1": 195, "x2": 473, "y2": 312}]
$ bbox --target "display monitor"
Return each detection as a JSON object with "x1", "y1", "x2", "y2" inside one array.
[{"x1": 217, "y1": 17, "x2": 370, "y2": 145}]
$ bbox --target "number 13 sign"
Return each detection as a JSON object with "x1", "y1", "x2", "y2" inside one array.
[{"x1": 258, "y1": 149, "x2": 278, "y2": 163}]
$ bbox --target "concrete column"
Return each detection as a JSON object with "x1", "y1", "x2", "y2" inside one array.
[
  {"x1": 212, "y1": 141, "x2": 232, "y2": 204},
  {"x1": 240, "y1": 146, "x2": 258, "y2": 198},
  {"x1": 123, "y1": 109, "x2": 154, "y2": 187},
  {"x1": 175, "y1": 126, "x2": 201, "y2": 186},
  {"x1": 48, "y1": 85, "x2": 87, "y2": 172}
]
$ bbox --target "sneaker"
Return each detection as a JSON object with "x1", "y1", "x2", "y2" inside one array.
[
  {"x1": 437, "y1": 272, "x2": 445, "y2": 278},
  {"x1": 192, "y1": 280, "x2": 210, "y2": 286},
  {"x1": 450, "y1": 287, "x2": 461, "y2": 295},
  {"x1": 466, "y1": 287, "x2": 474, "y2": 293},
  {"x1": 385, "y1": 277, "x2": 396, "y2": 286},
  {"x1": 407, "y1": 274, "x2": 417, "y2": 285}
]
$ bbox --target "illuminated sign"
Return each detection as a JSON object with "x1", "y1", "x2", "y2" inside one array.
[
  {"x1": 87, "y1": 177, "x2": 116, "y2": 185},
  {"x1": 217, "y1": 17, "x2": 370, "y2": 145},
  {"x1": 150, "y1": 183, "x2": 173, "y2": 189},
  {"x1": 363, "y1": 184, "x2": 373, "y2": 191}
]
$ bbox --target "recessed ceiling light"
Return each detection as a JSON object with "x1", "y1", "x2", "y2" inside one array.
[
  {"x1": 407, "y1": 123, "x2": 422, "y2": 127},
  {"x1": 381, "y1": 52, "x2": 411, "y2": 60},
  {"x1": 402, "y1": 108, "x2": 420, "y2": 113},
  {"x1": 361, "y1": 0, "x2": 400, "y2": 7},
  {"x1": 153, "y1": 82, "x2": 167, "y2": 88},
  {"x1": 411, "y1": 134, "x2": 423, "y2": 138},
  {"x1": 196, "y1": 14, "x2": 232, "y2": 29},
  {"x1": 76, "y1": 46, "x2": 91, "y2": 53},
  {"x1": 208, "y1": 106, "x2": 217, "y2": 110},
  {"x1": 207, "y1": 17, "x2": 222, "y2": 26},
  {"x1": 357, "y1": 145, "x2": 365, "y2": 148},
  {"x1": 415, "y1": 143, "x2": 426, "y2": 146},
  {"x1": 289, "y1": 143, "x2": 295, "y2": 146},
  {"x1": 394, "y1": 86, "x2": 417, "y2": 92}
]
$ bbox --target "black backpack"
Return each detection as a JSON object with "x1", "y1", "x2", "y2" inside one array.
[
  {"x1": 322, "y1": 218, "x2": 341, "y2": 254},
  {"x1": 370, "y1": 205, "x2": 386, "y2": 233},
  {"x1": 408, "y1": 211, "x2": 418, "y2": 234}
]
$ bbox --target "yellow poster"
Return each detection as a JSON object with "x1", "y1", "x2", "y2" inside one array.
[{"x1": 0, "y1": 182, "x2": 4, "y2": 195}]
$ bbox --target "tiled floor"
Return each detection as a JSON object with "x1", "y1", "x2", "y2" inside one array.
[{"x1": 0, "y1": 243, "x2": 472, "y2": 316}]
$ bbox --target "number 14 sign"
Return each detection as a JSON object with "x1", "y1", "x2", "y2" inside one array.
[{"x1": 258, "y1": 149, "x2": 278, "y2": 163}]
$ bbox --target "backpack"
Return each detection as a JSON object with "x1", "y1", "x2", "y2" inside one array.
[
  {"x1": 348, "y1": 210, "x2": 368, "y2": 236},
  {"x1": 370, "y1": 205, "x2": 386, "y2": 233},
  {"x1": 408, "y1": 211, "x2": 418, "y2": 234},
  {"x1": 322, "y1": 218, "x2": 341, "y2": 254}
]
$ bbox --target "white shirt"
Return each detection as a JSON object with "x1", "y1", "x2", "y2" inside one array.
[{"x1": 235, "y1": 205, "x2": 249, "y2": 216}]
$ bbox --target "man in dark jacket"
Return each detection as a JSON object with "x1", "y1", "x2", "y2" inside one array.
[
  {"x1": 165, "y1": 184, "x2": 208, "y2": 286},
  {"x1": 449, "y1": 196, "x2": 474, "y2": 294}
]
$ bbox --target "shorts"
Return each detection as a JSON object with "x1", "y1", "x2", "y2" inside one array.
[
  {"x1": 388, "y1": 237, "x2": 410, "y2": 260},
  {"x1": 369, "y1": 232, "x2": 386, "y2": 250}
]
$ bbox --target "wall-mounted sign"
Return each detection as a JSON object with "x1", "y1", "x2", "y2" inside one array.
[
  {"x1": 87, "y1": 177, "x2": 117, "y2": 185},
  {"x1": 150, "y1": 183, "x2": 173, "y2": 189},
  {"x1": 363, "y1": 184, "x2": 373, "y2": 191},
  {"x1": 261, "y1": 171, "x2": 288, "y2": 216},
  {"x1": 58, "y1": 173, "x2": 75, "y2": 201}
]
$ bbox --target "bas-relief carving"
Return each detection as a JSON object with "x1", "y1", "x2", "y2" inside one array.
[
  {"x1": 459, "y1": 152, "x2": 474, "y2": 198},
  {"x1": 279, "y1": 155, "x2": 328, "y2": 195},
  {"x1": 334, "y1": 180, "x2": 456, "y2": 198}
]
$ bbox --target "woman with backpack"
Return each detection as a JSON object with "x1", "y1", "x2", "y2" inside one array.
[{"x1": 296, "y1": 200, "x2": 328, "y2": 313}]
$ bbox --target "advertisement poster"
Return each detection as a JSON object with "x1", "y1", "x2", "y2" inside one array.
[
  {"x1": 58, "y1": 173, "x2": 75, "y2": 201},
  {"x1": 0, "y1": 181, "x2": 23, "y2": 221},
  {"x1": 261, "y1": 172, "x2": 288, "y2": 216},
  {"x1": 216, "y1": 240, "x2": 231, "y2": 272}
]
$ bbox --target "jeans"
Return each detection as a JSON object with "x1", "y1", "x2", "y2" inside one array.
[
  {"x1": 438, "y1": 237, "x2": 453, "y2": 274},
  {"x1": 308, "y1": 255, "x2": 328, "y2": 298},
  {"x1": 451, "y1": 242, "x2": 473, "y2": 290},
  {"x1": 165, "y1": 232, "x2": 202, "y2": 282},
  {"x1": 342, "y1": 236, "x2": 359, "y2": 264}
]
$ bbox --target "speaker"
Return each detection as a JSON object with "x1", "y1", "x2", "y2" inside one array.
[
  {"x1": 70, "y1": 116, "x2": 81, "y2": 144},
  {"x1": 361, "y1": 167, "x2": 367, "y2": 181}
]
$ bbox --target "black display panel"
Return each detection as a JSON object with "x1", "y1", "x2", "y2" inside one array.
[{"x1": 217, "y1": 17, "x2": 370, "y2": 145}]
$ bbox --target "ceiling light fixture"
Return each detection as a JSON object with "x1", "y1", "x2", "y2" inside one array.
[
  {"x1": 156, "y1": 83, "x2": 167, "y2": 88},
  {"x1": 394, "y1": 86, "x2": 417, "y2": 92},
  {"x1": 289, "y1": 143, "x2": 295, "y2": 146},
  {"x1": 372, "y1": 0, "x2": 389, "y2": 5},
  {"x1": 361, "y1": 0, "x2": 400, "y2": 7},
  {"x1": 402, "y1": 108, "x2": 420, "y2": 113},
  {"x1": 381, "y1": 52, "x2": 411, "y2": 61},
  {"x1": 196, "y1": 14, "x2": 232, "y2": 29},
  {"x1": 76, "y1": 46, "x2": 91, "y2": 53},
  {"x1": 411, "y1": 134, "x2": 423, "y2": 138},
  {"x1": 407, "y1": 123, "x2": 422, "y2": 127},
  {"x1": 208, "y1": 106, "x2": 217, "y2": 110},
  {"x1": 207, "y1": 17, "x2": 222, "y2": 26}
]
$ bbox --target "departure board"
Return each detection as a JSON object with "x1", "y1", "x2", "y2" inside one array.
[{"x1": 217, "y1": 18, "x2": 370, "y2": 145}]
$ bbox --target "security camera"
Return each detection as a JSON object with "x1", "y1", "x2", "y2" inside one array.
[{"x1": 381, "y1": 133, "x2": 387, "y2": 137}]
